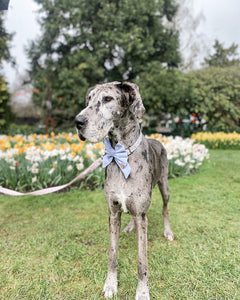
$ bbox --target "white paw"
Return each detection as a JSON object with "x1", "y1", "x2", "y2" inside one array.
[
  {"x1": 135, "y1": 283, "x2": 150, "y2": 300},
  {"x1": 122, "y1": 219, "x2": 135, "y2": 233},
  {"x1": 135, "y1": 293, "x2": 150, "y2": 300},
  {"x1": 122, "y1": 223, "x2": 135, "y2": 233},
  {"x1": 164, "y1": 229, "x2": 174, "y2": 241},
  {"x1": 103, "y1": 278, "x2": 118, "y2": 298}
]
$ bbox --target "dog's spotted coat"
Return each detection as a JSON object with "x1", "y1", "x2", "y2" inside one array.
[{"x1": 75, "y1": 81, "x2": 174, "y2": 299}]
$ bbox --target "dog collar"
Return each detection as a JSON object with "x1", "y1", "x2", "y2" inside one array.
[
  {"x1": 126, "y1": 131, "x2": 143, "y2": 155},
  {"x1": 102, "y1": 132, "x2": 143, "y2": 179}
]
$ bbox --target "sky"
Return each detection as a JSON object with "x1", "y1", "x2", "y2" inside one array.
[
  {"x1": 193, "y1": 0, "x2": 240, "y2": 47},
  {"x1": 2, "y1": 0, "x2": 240, "y2": 90}
]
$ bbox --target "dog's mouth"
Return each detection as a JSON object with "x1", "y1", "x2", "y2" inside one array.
[
  {"x1": 76, "y1": 128, "x2": 86, "y2": 141},
  {"x1": 78, "y1": 133, "x2": 86, "y2": 141}
]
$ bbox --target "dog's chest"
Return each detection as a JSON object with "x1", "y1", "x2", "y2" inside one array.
[
  {"x1": 105, "y1": 167, "x2": 131, "y2": 213},
  {"x1": 115, "y1": 190, "x2": 129, "y2": 213},
  {"x1": 104, "y1": 155, "x2": 152, "y2": 214}
]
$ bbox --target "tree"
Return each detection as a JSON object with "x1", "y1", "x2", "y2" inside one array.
[
  {"x1": 0, "y1": 77, "x2": 13, "y2": 129},
  {"x1": 0, "y1": 13, "x2": 13, "y2": 65},
  {"x1": 27, "y1": 0, "x2": 181, "y2": 128},
  {"x1": 0, "y1": 12, "x2": 14, "y2": 129},
  {"x1": 135, "y1": 63, "x2": 196, "y2": 136},
  {"x1": 137, "y1": 64, "x2": 240, "y2": 134},
  {"x1": 173, "y1": 0, "x2": 208, "y2": 70},
  {"x1": 204, "y1": 40, "x2": 240, "y2": 68},
  {"x1": 187, "y1": 67, "x2": 240, "y2": 131},
  {"x1": 136, "y1": 63, "x2": 190, "y2": 117}
]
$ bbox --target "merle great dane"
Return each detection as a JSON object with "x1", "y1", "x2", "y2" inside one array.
[{"x1": 75, "y1": 81, "x2": 174, "y2": 299}]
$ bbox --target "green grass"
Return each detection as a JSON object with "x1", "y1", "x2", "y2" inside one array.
[{"x1": 0, "y1": 150, "x2": 240, "y2": 299}]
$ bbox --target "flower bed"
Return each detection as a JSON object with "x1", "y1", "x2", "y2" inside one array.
[
  {"x1": 0, "y1": 132, "x2": 209, "y2": 192},
  {"x1": 191, "y1": 132, "x2": 240, "y2": 150},
  {"x1": 148, "y1": 134, "x2": 209, "y2": 178}
]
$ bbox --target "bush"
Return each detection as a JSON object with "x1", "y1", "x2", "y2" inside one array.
[
  {"x1": 1, "y1": 123, "x2": 77, "y2": 136},
  {"x1": 0, "y1": 77, "x2": 14, "y2": 129},
  {"x1": 1, "y1": 124, "x2": 43, "y2": 136}
]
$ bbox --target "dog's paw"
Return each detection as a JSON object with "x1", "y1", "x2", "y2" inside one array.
[
  {"x1": 103, "y1": 277, "x2": 118, "y2": 298},
  {"x1": 135, "y1": 282, "x2": 150, "y2": 300},
  {"x1": 122, "y1": 218, "x2": 135, "y2": 233},
  {"x1": 164, "y1": 229, "x2": 174, "y2": 241}
]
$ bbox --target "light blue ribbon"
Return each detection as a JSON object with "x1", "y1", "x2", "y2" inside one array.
[{"x1": 102, "y1": 138, "x2": 131, "y2": 179}]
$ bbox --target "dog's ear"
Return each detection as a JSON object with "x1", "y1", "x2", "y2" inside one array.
[
  {"x1": 85, "y1": 85, "x2": 96, "y2": 106},
  {"x1": 118, "y1": 82, "x2": 145, "y2": 119}
]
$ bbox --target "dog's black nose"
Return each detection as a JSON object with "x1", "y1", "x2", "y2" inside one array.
[{"x1": 75, "y1": 115, "x2": 88, "y2": 129}]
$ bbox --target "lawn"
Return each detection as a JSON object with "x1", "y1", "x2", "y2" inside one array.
[{"x1": 0, "y1": 150, "x2": 239, "y2": 299}]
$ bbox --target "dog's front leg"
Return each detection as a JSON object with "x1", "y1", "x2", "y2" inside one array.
[
  {"x1": 103, "y1": 211, "x2": 121, "y2": 298},
  {"x1": 135, "y1": 214, "x2": 150, "y2": 300}
]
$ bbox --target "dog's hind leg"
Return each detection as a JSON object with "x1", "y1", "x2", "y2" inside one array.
[
  {"x1": 122, "y1": 217, "x2": 135, "y2": 233},
  {"x1": 158, "y1": 165, "x2": 174, "y2": 241},
  {"x1": 103, "y1": 211, "x2": 121, "y2": 298}
]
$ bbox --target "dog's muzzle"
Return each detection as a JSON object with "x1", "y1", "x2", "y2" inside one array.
[
  {"x1": 75, "y1": 115, "x2": 88, "y2": 129},
  {"x1": 75, "y1": 115, "x2": 88, "y2": 141}
]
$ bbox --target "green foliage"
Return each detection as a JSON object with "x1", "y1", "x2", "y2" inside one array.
[
  {"x1": 204, "y1": 39, "x2": 240, "y2": 68},
  {"x1": 188, "y1": 67, "x2": 240, "y2": 131},
  {"x1": 0, "y1": 13, "x2": 15, "y2": 129},
  {"x1": 136, "y1": 64, "x2": 200, "y2": 137},
  {"x1": 137, "y1": 64, "x2": 240, "y2": 133},
  {"x1": 1, "y1": 124, "x2": 44, "y2": 135},
  {"x1": 0, "y1": 77, "x2": 14, "y2": 130},
  {"x1": 27, "y1": 0, "x2": 181, "y2": 126},
  {"x1": 136, "y1": 39, "x2": 240, "y2": 135},
  {"x1": 136, "y1": 64, "x2": 191, "y2": 117},
  {"x1": 0, "y1": 12, "x2": 14, "y2": 65}
]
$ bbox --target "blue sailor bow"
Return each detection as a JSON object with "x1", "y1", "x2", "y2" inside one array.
[{"x1": 102, "y1": 138, "x2": 131, "y2": 179}]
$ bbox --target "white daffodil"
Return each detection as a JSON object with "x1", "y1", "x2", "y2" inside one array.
[
  {"x1": 67, "y1": 165, "x2": 73, "y2": 171},
  {"x1": 76, "y1": 163, "x2": 84, "y2": 171},
  {"x1": 32, "y1": 176, "x2": 37, "y2": 183}
]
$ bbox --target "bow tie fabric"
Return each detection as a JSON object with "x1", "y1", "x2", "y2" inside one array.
[{"x1": 102, "y1": 138, "x2": 131, "y2": 179}]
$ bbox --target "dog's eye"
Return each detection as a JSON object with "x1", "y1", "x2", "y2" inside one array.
[{"x1": 104, "y1": 96, "x2": 113, "y2": 102}]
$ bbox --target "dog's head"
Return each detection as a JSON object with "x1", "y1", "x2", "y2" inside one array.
[{"x1": 75, "y1": 81, "x2": 145, "y2": 143}]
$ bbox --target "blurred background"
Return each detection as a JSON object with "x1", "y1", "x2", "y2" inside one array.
[{"x1": 1, "y1": 0, "x2": 240, "y2": 136}]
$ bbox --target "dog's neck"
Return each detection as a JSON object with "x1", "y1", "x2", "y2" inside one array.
[{"x1": 108, "y1": 111, "x2": 141, "y2": 149}]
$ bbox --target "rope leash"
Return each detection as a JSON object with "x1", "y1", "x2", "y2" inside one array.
[{"x1": 0, "y1": 157, "x2": 103, "y2": 196}]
